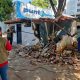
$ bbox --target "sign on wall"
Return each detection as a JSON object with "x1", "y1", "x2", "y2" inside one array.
[{"x1": 15, "y1": 1, "x2": 54, "y2": 19}]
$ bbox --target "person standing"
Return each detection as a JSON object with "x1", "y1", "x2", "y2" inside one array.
[
  {"x1": 77, "y1": 26, "x2": 80, "y2": 52},
  {"x1": 7, "y1": 27, "x2": 14, "y2": 45},
  {"x1": 0, "y1": 27, "x2": 12, "y2": 80}
]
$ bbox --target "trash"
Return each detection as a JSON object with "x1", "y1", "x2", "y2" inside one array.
[
  {"x1": 19, "y1": 52, "x2": 26, "y2": 57},
  {"x1": 34, "y1": 75, "x2": 41, "y2": 80}
]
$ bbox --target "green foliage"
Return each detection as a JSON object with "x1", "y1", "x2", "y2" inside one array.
[
  {"x1": 31, "y1": 0, "x2": 48, "y2": 8},
  {"x1": 31, "y1": 0, "x2": 57, "y2": 8},
  {"x1": 0, "y1": 0, "x2": 14, "y2": 21}
]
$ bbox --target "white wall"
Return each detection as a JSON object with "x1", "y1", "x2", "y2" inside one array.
[
  {"x1": 66, "y1": 0, "x2": 77, "y2": 15},
  {"x1": 0, "y1": 22, "x2": 8, "y2": 33},
  {"x1": 13, "y1": 24, "x2": 39, "y2": 45},
  {"x1": 65, "y1": 0, "x2": 80, "y2": 15},
  {"x1": 21, "y1": 25, "x2": 39, "y2": 46}
]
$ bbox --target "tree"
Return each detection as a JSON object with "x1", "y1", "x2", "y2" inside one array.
[
  {"x1": 49, "y1": 0, "x2": 66, "y2": 17},
  {"x1": 31, "y1": 0, "x2": 49, "y2": 8},
  {"x1": 31, "y1": 0, "x2": 66, "y2": 18},
  {"x1": 31, "y1": 0, "x2": 57, "y2": 8},
  {"x1": 0, "y1": 0, "x2": 14, "y2": 21}
]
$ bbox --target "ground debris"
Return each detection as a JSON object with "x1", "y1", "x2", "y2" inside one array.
[
  {"x1": 13, "y1": 42, "x2": 80, "y2": 66},
  {"x1": 9, "y1": 43, "x2": 80, "y2": 80}
]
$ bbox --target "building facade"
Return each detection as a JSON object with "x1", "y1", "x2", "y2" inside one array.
[{"x1": 66, "y1": 0, "x2": 80, "y2": 17}]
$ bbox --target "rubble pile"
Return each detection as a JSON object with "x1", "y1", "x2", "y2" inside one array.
[
  {"x1": 12, "y1": 28, "x2": 79, "y2": 64},
  {"x1": 12, "y1": 41, "x2": 80, "y2": 65},
  {"x1": 13, "y1": 43, "x2": 54, "y2": 62}
]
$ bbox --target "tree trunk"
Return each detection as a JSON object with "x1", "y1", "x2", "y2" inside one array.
[
  {"x1": 49, "y1": 0, "x2": 57, "y2": 16},
  {"x1": 49, "y1": 0, "x2": 66, "y2": 18},
  {"x1": 62, "y1": 0, "x2": 66, "y2": 12}
]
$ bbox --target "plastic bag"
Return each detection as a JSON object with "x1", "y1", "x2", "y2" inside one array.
[{"x1": 5, "y1": 40, "x2": 12, "y2": 51}]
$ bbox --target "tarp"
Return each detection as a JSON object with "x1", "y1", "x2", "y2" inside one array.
[{"x1": 15, "y1": 1, "x2": 54, "y2": 19}]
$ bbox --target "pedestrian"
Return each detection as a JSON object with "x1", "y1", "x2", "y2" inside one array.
[
  {"x1": 77, "y1": 37, "x2": 80, "y2": 52},
  {"x1": 0, "y1": 27, "x2": 12, "y2": 80},
  {"x1": 76, "y1": 26, "x2": 80, "y2": 52},
  {"x1": 7, "y1": 26, "x2": 13, "y2": 45}
]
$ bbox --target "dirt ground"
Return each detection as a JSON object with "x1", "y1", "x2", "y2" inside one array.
[{"x1": 7, "y1": 44, "x2": 80, "y2": 80}]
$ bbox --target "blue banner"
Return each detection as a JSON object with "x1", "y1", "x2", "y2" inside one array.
[{"x1": 15, "y1": 1, "x2": 54, "y2": 19}]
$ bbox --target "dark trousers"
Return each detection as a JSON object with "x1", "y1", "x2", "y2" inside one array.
[{"x1": 7, "y1": 37, "x2": 13, "y2": 45}]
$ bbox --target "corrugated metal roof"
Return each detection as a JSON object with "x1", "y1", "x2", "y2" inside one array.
[{"x1": 4, "y1": 15, "x2": 75, "y2": 24}]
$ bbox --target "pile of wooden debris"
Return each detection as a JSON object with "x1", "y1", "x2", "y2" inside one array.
[{"x1": 13, "y1": 39, "x2": 79, "y2": 65}]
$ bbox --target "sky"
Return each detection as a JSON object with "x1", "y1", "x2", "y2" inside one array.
[{"x1": 13, "y1": 0, "x2": 32, "y2": 3}]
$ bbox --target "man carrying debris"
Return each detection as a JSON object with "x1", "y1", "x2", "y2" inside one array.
[{"x1": 0, "y1": 27, "x2": 12, "y2": 80}]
